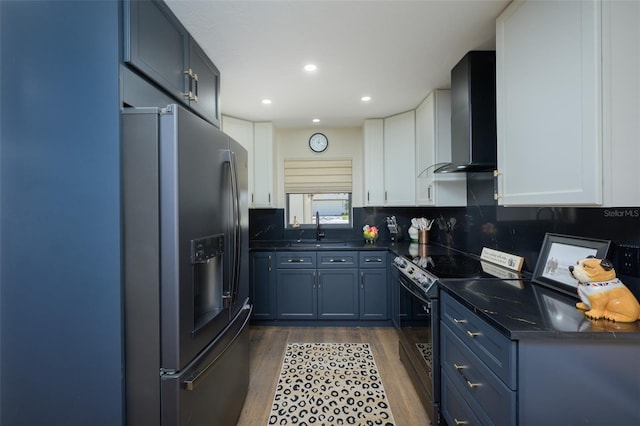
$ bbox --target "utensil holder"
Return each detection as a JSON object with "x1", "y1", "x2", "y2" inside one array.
[{"x1": 418, "y1": 230, "x2": 428, "y2": 245}]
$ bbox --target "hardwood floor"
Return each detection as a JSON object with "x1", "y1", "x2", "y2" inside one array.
[{"x1": 236, "y1": 325, "x2": 431, "y2": 426}]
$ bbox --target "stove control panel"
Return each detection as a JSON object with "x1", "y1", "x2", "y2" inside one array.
[
  {"x1": 394, "y1": 256, "x2": 437, "y2": 292},
  {"x1": 393, "y1": 256, "x2": 407, "y2": 268}
]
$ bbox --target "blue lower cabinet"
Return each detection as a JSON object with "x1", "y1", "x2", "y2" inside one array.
[
  {"x1": 441, "y1": 369, "x2": 483, "y2": 426},
  {"x1": 359, "y1": 269, "x2": 388, "y2": 320},
  {"x1": 441, "y1": 322, "x2": 516, "y2": 426},
  {"x1": 276, "y1": 269, "x2": 317, "y2": 319},
  {"x1": 249, "y1": 252, "x2": 276, "y2": 320},
  {"x1": 267, "y1": 250, "x2": 390, "y2": 321},
  {"x1": 318, "y1": 269, "x2": 359, "y2": 319},
  {"x1": 440, "y1": 294, "x2": 516, "y2": 426},
  {"x1": 359, "y1": 251, "x2": 388, "y2": 320}
]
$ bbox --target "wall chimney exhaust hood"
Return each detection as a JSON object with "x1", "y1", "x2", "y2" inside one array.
[{"x1": 435, "y1": 51, "x2": 496, "y2": 174}]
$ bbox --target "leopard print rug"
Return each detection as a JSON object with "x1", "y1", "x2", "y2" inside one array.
[{"x1": 268, "y1": 343, "x2": 396, "y2": 426}]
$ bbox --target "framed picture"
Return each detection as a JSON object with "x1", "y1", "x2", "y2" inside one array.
[{"x1": 532, "y1": 233, "x2": 611, "y2": 297}]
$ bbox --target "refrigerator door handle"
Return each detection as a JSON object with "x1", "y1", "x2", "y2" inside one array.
[
  {"x1": 222, "y1": 149, "x2": 241, "y2": 308},
  {"x1": 183, "y1": 305, "x2": 252, "y2": 391}
]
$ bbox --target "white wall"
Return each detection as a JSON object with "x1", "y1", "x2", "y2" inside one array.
[{"x1": 275, "y1": 127, "x2": 364, "y2": 208}]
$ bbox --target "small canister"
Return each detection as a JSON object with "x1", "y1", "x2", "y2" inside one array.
[{"x1": 418, "y1": 229, "x2": 428, "y2": 245}]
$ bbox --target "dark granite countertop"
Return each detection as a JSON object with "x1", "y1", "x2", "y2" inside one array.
[
  {"x1": 250, "y1": 240, "x2": 465, "y2": 256},
  {"x1": 249, "y1": 239, "x2": 384, "y2": 250},
  {"x1": 439, "y1": 279, "x2": 640, "y2": 341}
]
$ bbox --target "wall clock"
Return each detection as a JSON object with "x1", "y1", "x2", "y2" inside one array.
[{"x1": 309, "y1": 132, "x2": 328, "y2": 153}]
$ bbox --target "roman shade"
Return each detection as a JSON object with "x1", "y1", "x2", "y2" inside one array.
[{"x1": 284, "y1": 159, "x2": 352, "y2": 193}]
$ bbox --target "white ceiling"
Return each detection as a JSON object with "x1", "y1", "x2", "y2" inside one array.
[{"x1": 165, "y1": 0, "x2": 511, "y2": 128}]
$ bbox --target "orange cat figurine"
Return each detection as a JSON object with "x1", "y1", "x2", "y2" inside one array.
[{"x1": 569, "y1": 257, "x2": 640, "y2": 323}]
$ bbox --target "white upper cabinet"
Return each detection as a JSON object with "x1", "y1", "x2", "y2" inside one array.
[
  {"x1": 222, "y1": 116, "x2": 254, "y2": 203},
  {"x1": 496, "y1": 0, "x2": 600, "y2": 206},
  {"x1": 222, "y1": 116, "x2": 275, "y2": 208},
  {"x1": 495, "y1": 0, "x2": 640, "y2": 207},
  {"x1": 252, "y1": 122, "x2": 275, "y2": 207},
  {"x1": 384, "y1": 111, "x2": 416, "y2": 206},
  {"x1": 601, "y1": 0, "x2": 640, "y2": 206},
  {"x1": 363, "y1": 119, "x2": 385, "y2": 206},
  {"x1": 415, "y1": 90, "x2": 466, "y2": 206}
]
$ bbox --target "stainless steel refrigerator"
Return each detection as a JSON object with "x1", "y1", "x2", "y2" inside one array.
[{"x1": 122, "y1": 104, "x2": 250, "y2": 426}]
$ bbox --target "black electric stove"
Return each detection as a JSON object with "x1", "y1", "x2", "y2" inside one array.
[{"x1": 391, "y1": 246, "x2": 526, "y2": 425}]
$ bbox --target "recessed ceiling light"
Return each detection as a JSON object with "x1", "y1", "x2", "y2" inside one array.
[
  {"x1": 361, "y1": 96, "x2": 372, "y2": 102},
  {"x1": 312, "y1": 118, "x2": 320, "y2": 123},
  {"x1": 304, "y1": 64, "x2": 317, "y2": 72},
  {"x1": 261, "y1": 99, "x2": 272, "y2": 105}
]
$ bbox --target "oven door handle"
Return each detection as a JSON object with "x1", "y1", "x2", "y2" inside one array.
[{"x1": 398, "y1": 275, "x2": 432, "y2": 306}]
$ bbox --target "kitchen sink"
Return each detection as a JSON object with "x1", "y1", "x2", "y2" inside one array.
[{"x1": 290, "y1": 240, "x2": 347, "y2": 248}]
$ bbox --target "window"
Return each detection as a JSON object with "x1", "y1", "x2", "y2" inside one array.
[
  {"x1": 284, "y1": 159, "x2": 352, "y2": 227},
  {"x1": 287, "y1": 193, "x2": 351, "y2": 226}
]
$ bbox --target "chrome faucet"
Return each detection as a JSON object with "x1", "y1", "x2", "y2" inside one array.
[{"x1": 315, "y1": 211, "x2": 325, "y2": 241}]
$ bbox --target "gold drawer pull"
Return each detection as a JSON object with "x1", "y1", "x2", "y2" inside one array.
[
  {"x1": 454, "y1": 419, "x2": 470, "y2": 425},
  {"x1": 466, "y1": 380, "x2": 482, "y2": 389},
  {"x1": 453, "y1": 363, "x2": 467, "y2": 371},
  {"x1": 453, "y1": 318, "x2": 467, "y2": 324},
  {"x1": 466, "y1": 330, "x2": 482, "y2": 338}
]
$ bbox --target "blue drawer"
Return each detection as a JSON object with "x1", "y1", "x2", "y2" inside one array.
[
  {"x1": 441, "y1": 369, "x2": 484, "y2": 426},
  {"x1": 276, "y1": 251, "x2": 317, "y2": 268},
  {"x1": 441, "y1": 292, "x2": 516, "y2": 388},
  {"x1": 317, "y1": 251, "x2": 358, "y2": 268},
  {"x1": 441, "y1": 323, "x2": 516, "y2": 426},
  {"x1": 358, "y1": 251, "x2": 387, "y2": 268}
]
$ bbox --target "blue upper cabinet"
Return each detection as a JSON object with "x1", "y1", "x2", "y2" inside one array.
[
  {"x1": 124, "y1": 0, "x2": 188, "y2": 100},
  {"x1": 188, "y1": 40, "x2": 221, "y2": 127},
  {"x1": 124, "y1": 0, "x2": 220, "y2": 127}
]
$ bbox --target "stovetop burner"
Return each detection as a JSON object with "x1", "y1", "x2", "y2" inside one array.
[
  {"x1": 410, "y1": 255, "x2": 484, "y2": 278},
  {"x1": 397, "y1": 253, "x2": 523, "y2": 283}
]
